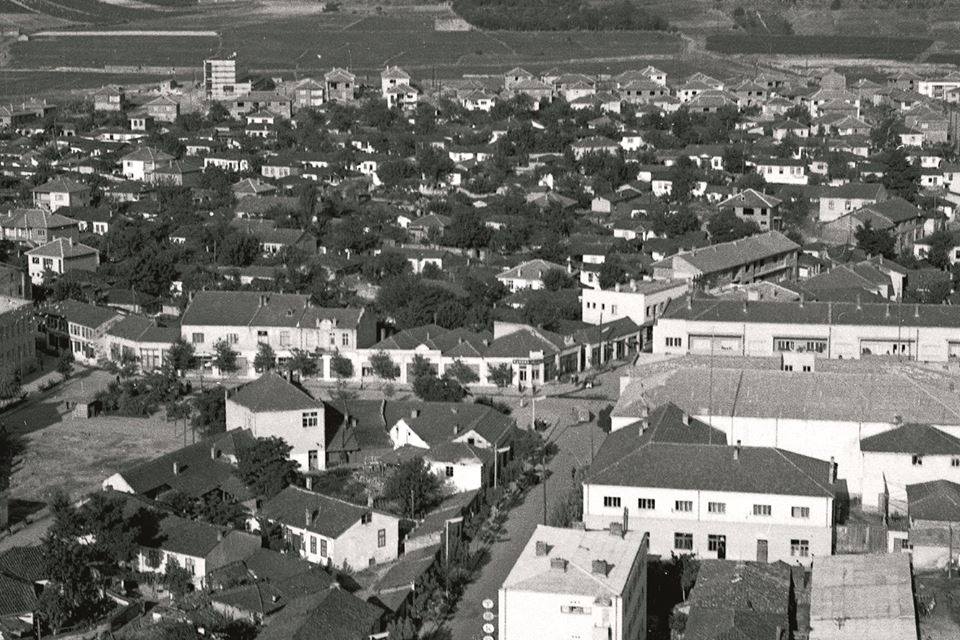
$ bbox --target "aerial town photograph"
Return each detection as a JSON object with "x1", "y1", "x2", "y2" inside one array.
[{"x1": 8, "y1": 0, "x2": 960, "y2": 639}]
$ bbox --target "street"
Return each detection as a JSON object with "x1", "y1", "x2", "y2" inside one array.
[{"x1": 445, "y1": 397, "x2": 608, "y2": 640}]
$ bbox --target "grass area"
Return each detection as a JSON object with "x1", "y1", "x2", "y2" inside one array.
[
  {"x1": 705, "y1": 34, "x2": 932, "y2": 60},
  {"x1": 0, "y1": 70, "x2": 175, "y2": 99}
]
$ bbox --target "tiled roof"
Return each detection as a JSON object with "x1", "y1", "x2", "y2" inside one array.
[
  {"x1": 665, "y1": 231, "x2": 799, "y2": 276},
  {"x1": 31, "y1": 177, "x2": 89, "y2": 193},
  {"x1": 26, "y1": 238, "x2": 98, "y2": 260},
  {"x1": 44, "y1": 299, "x2": 118, "y2": 329},
  {"x1": 122, "y1": 146, "x2": 174, "y2": 162},
  {"x1": 255, "y1": 586, "x2": 383, "y2": 640},
  {"x1": 388, "y1": 401, "x2": 514, "y2": 447},
  {"x1": 228, "y1": 372, "x2": 324, "y2": 413},
  {"x1": 260, "y1": 486, "x2": 380, "y2": 538},
  {"x1": 860, "y1": 423, "x2": 960, "y2": 454},
  {"x1": 0, "y1": 546, "x2": 45, "y2": 583},
  {"x1": 907, "y1": 480, "x2": 960, "y2": 522},
  {"x1": 854, "y1": 196, "x2": 921, "y2": 225},
  {"x1": 143, "y1": 513, "x2": 231, "y2": 557},
  {"x1": 181, "y1": 290, "x2": 363, "y2": 329},
  {"x1": 106, "y1": 315, "x2": 179, "y2": 344},
  {"x1": 0, "y1": 573, "x2": 37, "y2": 616},
  {"x1": 2, "y1": 208, "x2": 78, "y2": 230},
  {"x1": 717, "y1": 188, "x2": 782, "y2": 210}
]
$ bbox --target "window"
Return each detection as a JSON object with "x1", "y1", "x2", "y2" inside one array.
[
  {"x1": 611, "y1": 305, "x2": 618, "y2": 316},
  {"x1": 666, "y1": 337, "x2": 682, "y2": 347},
  {"x1": 912, "y1": 455, "x2": 923, "y2": 466},
  {"x1": 561, "y1": 605, "x2": 591, "y2": 614},
  {"x1": 708, "y1": 502, "x2": 726, "y2": 514},
  {"x1": 897, "y1": 538, "x2": 911, "y2": 551},
  {"x1": 226, "y1": 333, "x2": 238, "y2": 344},
  {"x1": 792, "y1": 506, "x2": 810, "y2": 519},
  {"x1": 257, "y1": 330, "x2": 268, "y2": 343},
  {"x1": 791, "y1": 539, "x2": 809, "y2": 557},
  {"x1": 445, "y1": 465, "x2": 454, "y2": 477},
  {"x1": 342, "y1": 333, "x2": 350, "y2": 346},
  {"x1": 280, "y1": 330, "x2": 291, "y2": 347},
  {"x1": 329, "y1": 333, "x2": 336, "y2": 346},
  {"x1": 361, "y1": 512, "x2": 372, "y2": 524},
  {"x1": 674, "y1": 532, "x2": 693, "y2": 550},
  {"x1": 753, "y1": 504, "x2": 772, "y2": 516},
  {"x1": 310, "y1": 536, "x2": 317, "y2": 554},
  {"x1": 191, "y1": 332, "x2": 204, "y2": 344},
  {"x1": 675, "y1": 500, "x2": 693, "y2": 512},
  {"x1": 603, "y1": 496, "x2": 621, "y2": 508},
  {"x1": 637, "y1": 498, "x2": 656, "y2": 510},
  {"x1": 302, "y1": 411, "x2": 318, "y2": 428},
  {"x1": 708, "y1": 534, "x2": 726, "y2": 551},
  {"x1": 378, "y1": 528, "x2": 386, "y2": 548},
  {"x1": 953, "y1": 458, "x2": 960, "y2": 468},
  {"x1": 320, "y1": 539, "x2": 327, "y2": 557}
]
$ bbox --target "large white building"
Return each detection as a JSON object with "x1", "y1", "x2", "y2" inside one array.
[
  {"x1": 581, "y1": 279, "x2": 687, "y2": 327},
  {"x1": 498, "y1": 524, "x2": 648, "y2": 640},
  {"x1": 621, "y1": 367, "x2": 960, "y2": 511},
  {"x1": 584, "y1": 403, "x2": 838, "y2": 565},
  {"x1": 654, "y1": 296, "x2": 960, "y2": 362}
]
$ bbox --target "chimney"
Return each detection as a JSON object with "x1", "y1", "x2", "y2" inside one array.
[
  {"x1": 550, "y1": 557, "x2": 568, "y2": 571},
  {"x1": 829, "y1": 456, "x2": 836, "y2": 483},
  {"x1": 799, "y1": 293, "x2": 804, "y2": 308},
  {"x1": 687, "y1": 295, "x2": 693, "y2": 310},
  {"x1": 615, "y1": 283, "x2": 621, "y2": 292},
  {"x1": 734, "y1": 440, "x2": 741, "y2": 461},
  {"x1": 535, "y1": 540, "x2": 549, "y2": 556},
  {"x1": 304, "y1": 507, "x2": 312, "y2": 527},
  {"x1": 885, "y1": 304, "x2": 891, "y2": 318},
  {"x1": 623, "y1": 507, "x2": 629, "y2": 534},
  {"x1": 629, "y1": 278, "x2": 637, "y2": 290},
  {"x1": 453, "y1": 423, "x2": 460, "y2": 435},
  {"x1": 681, "y1": 412, "x2": 690, "y2": 426},
  {"x1": 742, "y1": 299, "x2": 748, "y2": 313},
  {"x1": 609, "y1": 521, "x2": 623, "y2": 537},
  {"x1": 915, "y1": 304, "x2": 920, "y2": 319},
  {"x1": 305, "y1": 475, "x2": 313, "y2": 491},
  {"x1": 210, "y1": 446, "x2": 217, "y2": 460},
  {"x1": 591, "y1": 559, "x2": 609, "y2": 576},
  {"x1": 367, "y1": 493, "x2": 374, "y2": 508},
  {"x1": 411, "y1": 408, "x2": 420, "y2": 419},
  {"x1": 259, "y1": 293, "x2": 268, "y2": 307},
  {"x1": 172, "y1": 461, "x2": 180, "y2": 475},
  {"x1": 216, "y1": 530, "x2": 224, "y2": 541},
  {"x1": 856, "y1": 293, "x2": 861, "y2": 311}
]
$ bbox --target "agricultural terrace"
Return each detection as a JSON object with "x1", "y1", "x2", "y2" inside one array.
[{"x1": 705, "y1": 34, "x2": 933, "y2": 61}]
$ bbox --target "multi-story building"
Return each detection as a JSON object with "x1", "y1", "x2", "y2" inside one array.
[
  {"x1": 103, "y1": 315, "x2": 179, "y2": 371},
  {"x1": 180, "y1": 291, "x2": 376, "y2": 377},
  {"x1": 25, "y1": 238, "x2": 99, "y2": 285},
  {"x1": 225, "y1": 372, "x2": 328, "y2": 471},
  {"x1": 581, "y1": 279, "x2": 688, "y2": 328},
  {"x1": 324, "y1": 68, "x2": 356, "y2": 104},
  {"x1": 0, "y1": 263, "x2": 27, "y2": 299},
  {"x1": 1, "y1": 208, "x2": 80, "y2": 247},
  {"x1": 30, "y1": 178, "x2": 91, "y2": 212},
  {"x1": 651, "y1": 231, "x2": 800, "y2": 290},
  {"x1": 498, "y1": 524, "x2": 648, "y2": 640},
  {"x1": 717, "y1": 188, "x2": 783, "y2": 231},
  {"x1": 121, "y1": 147, "x2": 175, "y2": 182},
  {"x1": 583, "y1": 403, "x2": 839, "y2": 565},
  {"x1": 43, "y1": 299, "x2": 120, "y2": 364},
  {"x1": 654, "y1": 296, "x2": 960, "y2": 362},
  {"x1": 0, "y1": 295, "x2": 35, "y2": 378},
  {"x1": 818, "y1": 182, "x2": 888, "y2": 222},
  {"x1": 204, "y1": 58, "x2": 248, "y2": 100}
]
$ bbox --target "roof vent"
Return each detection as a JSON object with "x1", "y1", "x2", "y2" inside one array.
[
  {"x1": 681, "y1": 412, "x2": 690, "y2": 426},
  {"x1": 172, "y1": 461, "x2": 181, "y2": 475},
  {"x1": 734, "y1": 440, "x2": 742, "y2": 461},
  {"x1": 855, "y1": 293, "x2": 861, "y2": 311},
  {"x1": 535, "y1": 540, "x2": 549, "y2": 556},
  {"x1": 591, "y1": 559, "x2": 609, "y2": 576},
  {"x1": 304, "y1": 507, "x2": 312, "y2": 527},
  {"x1": 550, "y1": 557, "x2": 568, "y2": 571},
  {"x1": 411, "y1": 408, "x2": 420, "y2": 419}
]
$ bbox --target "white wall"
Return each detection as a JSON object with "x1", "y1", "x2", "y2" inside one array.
[
  {"x1": 860, "y1": 451, "x2": 960, "y2": 513},
  {"x1": 225, "y1": 398, "x2": 325, "y2": 471}
]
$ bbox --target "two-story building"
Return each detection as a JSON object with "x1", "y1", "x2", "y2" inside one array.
[
  {"x1": 580, "y1": 279, "x2": 688, "y2": 339},
  {"x1": 31, "y1": 178, "x2": 91, "y2": 212},
  {"x1": 1, "y1": 208, "x2": 80, "y2": 247},
  {"x1": 717, "y1": 189, "x2": 783, "y2": 231},
  {"x1": 25, "y1": 238, "x2": 99, "y2": 285}
]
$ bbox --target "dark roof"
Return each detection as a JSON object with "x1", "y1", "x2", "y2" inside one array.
[
  {"x1": 907, "y1": 480, "x2": 960, "y2": 522},
  {"x1": 385, "y1": 401, "x2": 514, "y2": 447},
  {"x1": 860, "y1": 423, "x2": 960, "y2": 455},
  {"x1": 589, "y1": 407, "x2": 836, "y2": 498},
  {"x1": 106, "y1": 315, "x2": 179, "y2": 344},
  {"x1": 0, "y1": 573, "x2": 37, "y2": 616},
  {"x1": 827, "y1": 182, "x2": 887, "y2": 200},
  {"x1": 255, "y1": 585, "x2": 383, "y2": 640},
  {"x1": 143, "y1": 514, "x2": 231, "y2": 557},
  {"x1": 662, "y1": 231, "x2": 799, "y2": 276},
  {"x1": 182, "y1": 291, "x2": 363, "y2": 329},
  {"x1": 228, "y1": 372, "x2": 323, "y2": 413},
  {"x1": 260, "y1": 486, "x2": 381, "y2": 538},
  {"x1": 0, "y1": 546, "x2": 45, "y2": 583},
  {"x1": 44, "y1": 299, "x2": 118, "y2": 329}
]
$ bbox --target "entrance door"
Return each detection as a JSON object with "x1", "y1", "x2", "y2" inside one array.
[
  {"x1": 756, "y1": 539, "x2": 768, "y2": 563},
  {"x1": 717, "y1": 535, "x2": 726, "y2": 560},
  {"x1": 308, "y1": 450, "x2": 319, "y2": 471}
]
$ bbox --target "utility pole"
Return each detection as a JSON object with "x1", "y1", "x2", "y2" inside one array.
[{"x1": 542, "y1": 444, "x2": 547, "y2": 526}]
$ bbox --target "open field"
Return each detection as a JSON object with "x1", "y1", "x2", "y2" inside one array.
[{"x1": 705, "y1": 34, "x2": 933, "y2": 61}]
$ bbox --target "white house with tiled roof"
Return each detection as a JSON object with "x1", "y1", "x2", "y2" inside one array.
[
  {"x1": 31, "y1": 177, "x2": 90, "y2": 211},
  {"x1": 225, "y1": 372, "x2": 328, "y2": 471},
  {"x1": 499, "y1": 525, "x2": 648, "y2": 640},
  {"x1": 121, "y1": 146, "x2": 175, "y2": 181},
  {"x1": 25, "y1": 238, "x2": 99, "y2": 284},
  {"x1": 496, "y1": 259, "x2": 568, "y2": 292}
]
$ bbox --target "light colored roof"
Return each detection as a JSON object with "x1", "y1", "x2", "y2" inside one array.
[
  {"x1": 809, "y1": 553, "x2": 915, "y2": 627},
  {"x1": 497, "y1": 259, "x2": 566, "y2": 281},
  {"x1": 666, "y1": 231, "x2": 799, "y2": 276},
  {"x1": 31, "y1": 177, "x2": 89, "y2": 194},
  {"x1": 25, "y1": 238, "x2": 97, "y2": 259},
  {"x1": 501, "y1": 525, "x2": 645, "y2": 596},
  {"x1": 718, "y1": 188, "x2": 782, "y2": 210},
  {"x1": 181, "y1": 291, "x2": 363, "y2": 329},
  {"x1": 635, "y1": 367, "x2": 960, "y2": 426},
  {"x1": 382, "y1": 65, "x2": 410, "y2": 80},
  {"x1": 122, "y1": 146, "x2": 174, "y2": 163}
]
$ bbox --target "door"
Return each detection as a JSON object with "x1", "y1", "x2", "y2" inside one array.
[
  {"x1": 756, "y1": 539, "x2": 768, "y2": 563},
  {"x1": 308, "y1": 450, "x2": 319, "y2": 471},
  {"x1": 717, "y1": 535, "x2": 726, "y2": 560}
]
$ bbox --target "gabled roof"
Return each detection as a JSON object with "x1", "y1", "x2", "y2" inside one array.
[
  {"x1": 2, "y1": 208, "x2": 78, "y2": 230},
  {"x1": 664, "y1": 231, "x2": 799, "y2": 276},
  {"x1": 387, "y1": 401, "x2": 514, "y2": 447},
  {"x1": 181, "y1": 291, "x2": 363, "y2": 329},
  {"x1": 854, "y1": 196, "x2": 921, "y2": 225},
  {"x1": 324, "y1": 67, "x2": 356, "y2": 82},
  {"x1": 717, "y1": 188, "x2": 782, "y2": 210},
  {"x1": 142, "y1": 513, "x2": 235, "y2": 557},
  {"x1": 44, "y1": 299, "x2": 118, "y2": 329},
  {"x1": 261, "y1": 486, "x2": 389, "y2": 538},
  {"x1": 228, "y1": 372, "x2": 324, "y2": 413},
  {"x1": 31, "y1": 177, "x2": 89, "y2": 194},
  {"x1": 497, "y1": 259, "x2": 566, "y2": 281},
  {"x1": 255, "y1": 586, "x2": 383, "y2": 640},
  {"x1": 26, "y1": 237, "x2": 98, "y2": 260},
  {"x1": 121, "y1": 146, "x2": 174, "y2": 163},
  {"x1": 106, "y1": 314, "x2": 179, "y2": 344},
  {"x1": 860, "y1": 423, "x2": 960, "y2": 455},
  {"x1": 381, "y1": 65, "x2": 410, "y2": 80},
  {"x1": 907, "y1": 480, "x2": 960, "y2": 522}
]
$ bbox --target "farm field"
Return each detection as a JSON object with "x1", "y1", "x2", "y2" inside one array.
[
  {"x1": 9, "y1": 11, "x2": 683, "y2": 75},
  {"x1": 705, "y1": 34, "x2": 933, "y2": 61},
  {"x1": 0, "y1": 70, "x2": 175, "y2": 99}
]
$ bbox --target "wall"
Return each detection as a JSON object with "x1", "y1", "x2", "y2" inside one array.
[
  {"x1": 583, "y1": 483, "x2": 832, "y2": 565},
  {"x1": 334, "y1": 510, "x2": 400, "y2": 570},
  {"x1": 499, "y1": 589, "x2": 621, "y2": 640},
  {"x1": 225, "y1": 398, "x2": 325, "y2": 471},
  {"x1": 581, "y1": 282, "x2": 687, "y2": 325},
  {"x1": 860, "y1": 451, "x2": 960, "y2": 513},
  {"x1": 0, "y1": 299, "x2": 35, "y2": 377}
]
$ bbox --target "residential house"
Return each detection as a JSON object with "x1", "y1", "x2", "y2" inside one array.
[
  {"x1": 498, "y1": 525, "x2": 648, "y2": 640},
  {"x1": 496, "y1": 259, "x2": 568, "y2": 292},
  {"x1": 583, "y1": 402, "x2": 838, "y2": 565},
  {"x1": 139, "y1": 95, "x2": 180, "y2": 123},
  {"x1": 254, "y1": 586, "x2": 385, "y2": 640},
  {"x1": 651, "y1": 231, "x2": 800, "y2": 290},
  {"x1": 93, "y1": 86, "x2": 124, "y2": 112},
  {"x1": 324, "y1": 68, "x2": 356, "y2": 104},
  {"x1": 104, "y1": 315, "x2": 180, "y2": 371},
  {"x1": 289, "y1": 78, "x2": 325, "y2": 110},
  {"x1": 718, "y1": 189, "x2": 783, "y2": 231},
  {"x1": 225, "y1": 372, "x2": 329, "y2": 471},
  {"x1": 260, "y1": 485, "x2": 400, "y2": 569},
  {"x1": 0, "y1": 262, "x2": 27, "y2": 299},
  {"x1": 1, "y1": 208, "x2": 80, "y2": 246},
  {"x1": 204, "y1": 151, "x2": 252, "y2": 173},
  {"x1": 581, "y1": 278, "x2": 688, "y2": 328},
  {"x1": 818, "y1": 183, "x2": 888, "y2": 222},
  {"x1": 904, "y1": 480, "x2": 960, "y2": 569},
  {"x1": 821, "y1": 197, "x2": 923, "y2": 253},
  {"x1": 25, "y1": 238, "x2": 99, "y2": 285},
  {"x1": 754, "y1": 158, "x2": 808, "y2": 185},
  {"x1": 122, "y1": 146, "x2": 175, "y2": 181},
  {"x1": 31, "y1": 177, "x2": 91, "y2": 212},
  {"x1": 381, "y1": 65, "x2": 411, "y2": 96}
]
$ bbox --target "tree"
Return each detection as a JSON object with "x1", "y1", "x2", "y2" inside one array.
[
  {"x1": 212, "y1": 339, "x2": 239, "y2": 374},
  {"x1": 167, "y1": 339, "x2": 195, "y2": 376},
  {"x1": 285, "y1": 349, "x2": 318, "y2": 377},
  {"x1": 542, "y1": 268, "x2": 573, "y2": 291},
  {"x1": 191, "y1": 386, "x2": 226, "y2": 436},
  {"x1": 410, "y1": 354, "x2": 435, "y2": 379},
  {"x1": 238, "y1": 436, "x2": 298, "y2": 498},
  {"x1": 384, "y1": 457, "x2": 445, "y2": 518},
  {"x1": 445, "y1": 359, "x2": 479, "y2": 384},
  {"x1": 219, "y1": 232, "x2": 262, "y2": 267},
  {"x1": 881, "y1": 148, "x2": 920, "y2": 202},
  {"x1": 489, "y1": 363, "x2": 513, "y2": 388},
  {"x1": 369, "y1": 351, "x2": 398, "y2": 380},
  {"x1": 735, "y1": 171, "x2": 765, "y2": 191},
  {"x1": 254, "y1": 342, "x2": 276, "y2": 372},
  {"x1": 0, "y1": 428, "x2": 24, "y2": 493},
  {"x1": 925, "y1": 230, "x2": 955, "y2": 270},
  {"x1": 362, "y1": 250, "x2": 410, "y2": 283},
  {"x1": 163, "y1": 559, "x2": 194, "y2": 597},
  {"x1": 413, "y1": 374, "x2": 467, "y2": 402},
  {"x1": 855, "y1": 220, "x2": 896, "y2": 259},
  {"x1": 331, "y1": 351, "x2": 354, "y2": 379},
  {"x1": 668, "y1": 156, "x2": 701, "y2": 202},
  {"x1": 444, "y1": 210, "x2": 491, "y2": 249},
  {"x1": 707, "y1": 210, "x2": 760, "y2": 244},
  {"x1": 56, "y1": 350, "x2": 74, "y2": 378},
  {"x1": 598, "y1": 260, "x2": 626, "y2": 289}
]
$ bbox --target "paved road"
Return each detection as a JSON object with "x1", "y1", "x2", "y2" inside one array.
[{"x1": 445, "y1": 398, "x2": 607, "y2": 640}]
